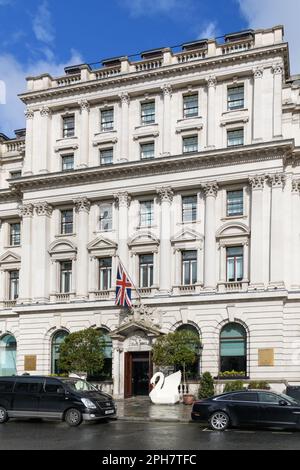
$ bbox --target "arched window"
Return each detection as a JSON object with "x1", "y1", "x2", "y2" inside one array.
[
  {"x1": 176, "y1": 324, "x2": 201, "y2": 381},
  {"x1": 220, "y1": 323, "x2": 247, "y2": 376},
  {"x1": 0, "y1": 334, "x2": 17, "y2": 376},
  {"x1": 51, "y1": 330, "x2": 69, "y2": 375}
]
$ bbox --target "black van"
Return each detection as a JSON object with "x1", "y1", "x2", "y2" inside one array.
[{"x1": 0, "y1": 376, "x2": 117, "y2": 426}]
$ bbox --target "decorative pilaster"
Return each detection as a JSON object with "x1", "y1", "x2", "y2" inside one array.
[
  {"x1": 39, "y1": 106, "x2": 52, "y2": 174},
  {"x1": 18, "y1": 204, "x2": 34, "y2": 304},
  {"x1": 206, "y1": 76, "x2": 217, "y2": 148},
  {"x1": 74, "y1": 197, "x2": 91, "y2": 299},
  {"x1": 272, "y1": 63, "x2": 283, "y2": 138},
  {"x1": 249, "y1": 175, "x2": 266, "y2": 289},
  {"x1": 252, "y1": 67, "x2": 264, "y2": 141},
  {"x1": 114, "y1": 192, "x2": 131, "y2": 268},
  {"x1": 32, "y1": 202, "x2": 53, "y2": 302},
  {"x1": 119, "y1": 92, "x2": 130, "y2": 161},
  {"x1": 157, "y1": 186, "x2": 174, "y2": 293},
  {"x1": 291, "y1": 180, "x2": 300, "y2": 289},
  {"x1": 78, "y1": 100, "x2": 90, "y2": 168},
  {"x1": 24, "y1": 109, "x2": 34, "y2": 175},
  {"x1": 268, "y1": 173, "x2": 286, "y2": 288},
  {"x1": 203, "y1": 182, "x2": 218, "y2": 290},
  {"x1": 161, "y1": 84, "x2": 172, "y2": 155}
]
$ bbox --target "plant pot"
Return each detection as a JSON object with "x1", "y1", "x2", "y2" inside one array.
[{"x1": 183, "y1": 394, "x2": 195, "y2": 405}]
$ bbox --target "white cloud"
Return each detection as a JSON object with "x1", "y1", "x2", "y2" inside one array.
[
  {"x1": 0, "y1": 50, "x2": 83, "y2": 136},
  {"x1": 121, "y1": 0, "x2": 191, "y2": 17},
  {"x1": 237, "y1": 0, "x2": 300, "y2": 73},
  {"x1": 198, "y1": 21, "x2": 218, "y2": 40},
  {"x1": 33, "y1": 0, "x2": 55, "y2": 44}
]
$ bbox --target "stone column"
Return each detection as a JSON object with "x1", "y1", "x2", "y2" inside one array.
[
  {"x1": 206, "y1": 76, "x2": 217, "y2": 148},
  {"x1": 249, "y1": 175, "x2": 266, "y2": 289},
  {"x1": 74, "y1": 197, "x2": 91, "y2": 299},
  {"x1": 78, "y1": 100, "x2": 90, "y2": 168},
  {"x1": 161, "y1": 84, "x2": 172, "y2": 155},
  {"x1": 269, "y1": 173, "x2": 286, "y2": 288},
  {"x1": 291, "y1": 180, "x2": 300, "y2": 289},
  {"x1": 114, "y1": 192, "x2": 131, "y2": 268},
  {"x1": 119, "y1": 93, "x2": 130, "y2": 161},
  {"x1": 32, "y1": 202, "x2": 53, "y2": 302},
  {"x1": 272, "y1": 64, "x2": 283, "y2": 138},
  {"x1": 203, "y1": 182, "x2": 218, "y2": 290},
  {"x1": 39, "y1": 106, "x2": 51, "y2": 174},
  {"x1": 18, "y1": 203, "x2": 34, "y2": 304},
  {"x1": 157, "y1": 186, "x2": 174, "y2": 293},
  {"x1": 252, "y1": 68, "x2": 264, "y2": 141},
  {"x1": 24, "y1": 109, "x2": 34, "y2": 176}
]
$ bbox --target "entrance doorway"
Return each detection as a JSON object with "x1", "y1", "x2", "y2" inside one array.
[{"x1": 124, "y1": 352, "x2": 152, "y2": 398}]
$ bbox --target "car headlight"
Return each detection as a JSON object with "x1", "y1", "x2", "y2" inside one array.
[{"x1": 81, "y1": 398, "x2": 97, "y2": 409}]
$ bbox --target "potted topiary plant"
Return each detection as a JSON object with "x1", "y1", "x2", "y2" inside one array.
[{"x1": 198, "y1": 372, "x2": 215, "y2": 399}]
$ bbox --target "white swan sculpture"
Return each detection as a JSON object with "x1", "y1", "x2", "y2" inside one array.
[{"x1": 149, "y1": 370, "x2": 182, "y2": 404}]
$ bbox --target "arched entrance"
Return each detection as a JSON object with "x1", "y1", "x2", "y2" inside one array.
[
  {"x1": 51, "y1": 330, "x2": 69, "y2": 374},
  {"x1": 0, "y1": 334, "x2": 17, "y2": 376}
]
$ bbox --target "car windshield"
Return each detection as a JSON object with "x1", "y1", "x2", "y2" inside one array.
[
  {"x1": 279, "y1": 393, "x2": 300, "y2": 405},
  {"x1": 63, "y1": 379, "x2": 97, "y2": 392}
]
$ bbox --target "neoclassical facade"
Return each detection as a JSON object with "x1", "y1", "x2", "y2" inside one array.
[{"x1": 0, "y1": 25, "x2": 300, "y2": 397}]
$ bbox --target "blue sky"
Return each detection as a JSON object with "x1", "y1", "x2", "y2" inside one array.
[{"x1": 0, "y1": 0, "x2": 299, "y2": 136}]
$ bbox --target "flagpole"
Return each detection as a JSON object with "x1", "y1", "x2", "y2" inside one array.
[{"x1": 116, "y1": 254, "x2": 142, "y2": 303}]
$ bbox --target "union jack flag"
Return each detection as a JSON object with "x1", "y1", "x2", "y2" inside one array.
[{"x1": 115, "y1": 262, "x2": 133, "y2": 308}]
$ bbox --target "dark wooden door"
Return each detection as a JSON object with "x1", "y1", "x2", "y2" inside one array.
[{"x1": 124, "y1": 351, "x2": 153, "y2": 398}]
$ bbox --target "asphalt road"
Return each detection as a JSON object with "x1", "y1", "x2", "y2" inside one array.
[{"x1": 0, "y1": 419, "x2": 299, "y2": 450}]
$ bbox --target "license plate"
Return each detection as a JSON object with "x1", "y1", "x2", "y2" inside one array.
[{"x1": 105, "y1": 410, "x2": 115, "y2": 415}]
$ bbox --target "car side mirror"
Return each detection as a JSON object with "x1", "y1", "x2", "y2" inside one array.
[{"x1": 279, "y1": 400, "x2": 288, "y2": 406}]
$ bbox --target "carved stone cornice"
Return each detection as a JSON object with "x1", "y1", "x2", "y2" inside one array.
[
  {"x1": 161, "y1": 83, "x2": 172, "y2": 97},
  {"x1": 114, "y1": 192, "x2": 131, "y2": 208},
  {"x1": 119, "y1": 92, "x2": 130, "y2": 105},
  {"x1": 18, "y1": 203, "x2": 34, "y2": 218},
  {"x1": 156, "y1": 186, "x2": 174, "y2": 204},
  {"x1": 25, "y1": 108, "x2": 34, "y2": 119},
  {"x1": 249, "y1": 174, "x2": 266, "y2": 190},
  {"x1": 206, "y1": 75, "x2": 217, "y2": 88},
  {"x1": 40, "y1": 106, "x2": 51, "y2": 118},
  {"x1": 74, "y1": 197, "x2": 91, "y2": 213},
  {"x1": 202, "y1": 182, "x2": 218, "y2": 198},
  {"x1": 34, "y1": 202, "x2": 53, "y2": 217},
  {"x1": 79, "y1": 99, "x2": 90, "y2": 112},
  {"x1": 253, "y1": 67, "x2": 264, "y2": 79},
  {"x1": 268, "y1": 173, "x2": 286, "y2": 188}
]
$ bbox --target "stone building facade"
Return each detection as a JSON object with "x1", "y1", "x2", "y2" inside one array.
[{"x1": 0, "y1": 25, "x2": 300, "y2": 397}]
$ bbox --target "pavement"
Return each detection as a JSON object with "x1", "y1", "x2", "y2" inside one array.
[{"x1": 116, "y1": 396, "x2": 193, "y2": 422}]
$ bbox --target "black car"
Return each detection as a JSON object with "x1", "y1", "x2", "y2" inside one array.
[
  {"x1": 0, "y1": 376, "x2": 117, "y2": 426},
  {"x1": 191, "y1": 389, "x2": 300, "y2": 431}
]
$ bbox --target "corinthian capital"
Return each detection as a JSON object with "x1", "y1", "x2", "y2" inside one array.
[
  {"x1": 249, "y1": 174, "x2": 266, "y2": 190},
  {"x1": 253, "y1": 67, "x2": 264, "y2": 79},
  {"x1": 34, "y1": 202, "x2": 53, "y2": 217},
  {"x1": 268, "y1": 173, "x2": 286, "y2": 188},
  {"x1": 202, "y1": 182, "x2": 218, "y2": 198},
  {"x1": 161, "y1": 83, "x2": 172, "y2": 97},
  {"x1": 114, "y1": 192, "x2": 131, "y2": 208},
  {"x1": 25, "y1": 108, "x2": 34, "y2": 119},
  {"x1": 292, "y1": 180, "x2": 300, "y2": 194},
  {"x1": 79, "y1": 100, "x2": 90, "y2": 112},
  {"x1": 40, "y1": 106, "x2": 51, "y2": 118},
  {"x1": 206, "y1": 75, "x2": 217, "y2": 88},
  {"x1": 119, "y1": 92, "x2": 130, "y2": 105},
  {"x1": 18, "y1": 203, "x2": 34, "y2": 218},
  {"x1": 272, "y1": 63, "x2": 283, "y2": 75},
  {"x1": 74, "y1": 197, "x2": 91, "y2": 213},
  {"x1": 156, "y1": 186, "x2": 174, "y2": 204}
]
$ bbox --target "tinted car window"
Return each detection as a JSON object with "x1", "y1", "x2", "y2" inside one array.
[
  {"x1": 215, "y1": 394, "x2": 233, "y2": 401},
  {"x1": 232, "y1": 393, "x2": 258, "y2": 402},
  {"x1": 0, "y1": 381, "x2": 14, "y2": 392},
  {"x1": 44, "y1": 382, "x2": 65, "y2": 394},
  {"x1": 14, "y1": 381, "x2": 42, "y2": 393},
  {"x1": 258, "y1": 392, "x2": 282, "y2": 404}
]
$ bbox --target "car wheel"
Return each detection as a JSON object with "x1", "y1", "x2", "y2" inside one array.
[
  {"x1": 64, "y1": 408, "x2": 83, "y2": 427},
  {"x1": 209, "y1": 411, "x2": 230, "y2": 431},
  {"x1": 0, "y1": 407, "x2": 9, "y2": 424}
]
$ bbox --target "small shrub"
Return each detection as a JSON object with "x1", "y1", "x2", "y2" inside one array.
[
  {"x1": 248, "y1": 381, "x2": 270, "y2": 390},
  {"x1": 198, "y1": 372, "x2": 215, "y2": 399},
  {"x1": 219, "y1": 370, "x2": 246, "y2": 378},
  {"x1": 223, "y1": 380, "x2": 245, "y2": 393}
]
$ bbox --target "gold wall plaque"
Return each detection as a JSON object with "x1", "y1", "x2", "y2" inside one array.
[
  {"x1": 258, "y1": 348, "x2": 274, "y2": 367},
  {"x1": 24, "y1": 355, "x2": 37, "y2": 371}
]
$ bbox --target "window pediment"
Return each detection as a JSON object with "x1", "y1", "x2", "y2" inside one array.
[
  {"x1": 171, "y1": 228, "x2": 203, "y2": 245},
  {"x1": 88, "y1": 236, "x2": 117, "y2": 257},
  {"x1": 129, "y1": 231, "x2": 159, "y2": 248},
  {"x1": 217, "y1": 222, "x2": 250, "y2": 239},
  {"x1": 0, "y1": 251, "x2": 21, "y2": 266},
  {"x1": 49, "y1": 239, "x2": 77, "y2": 259}
]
